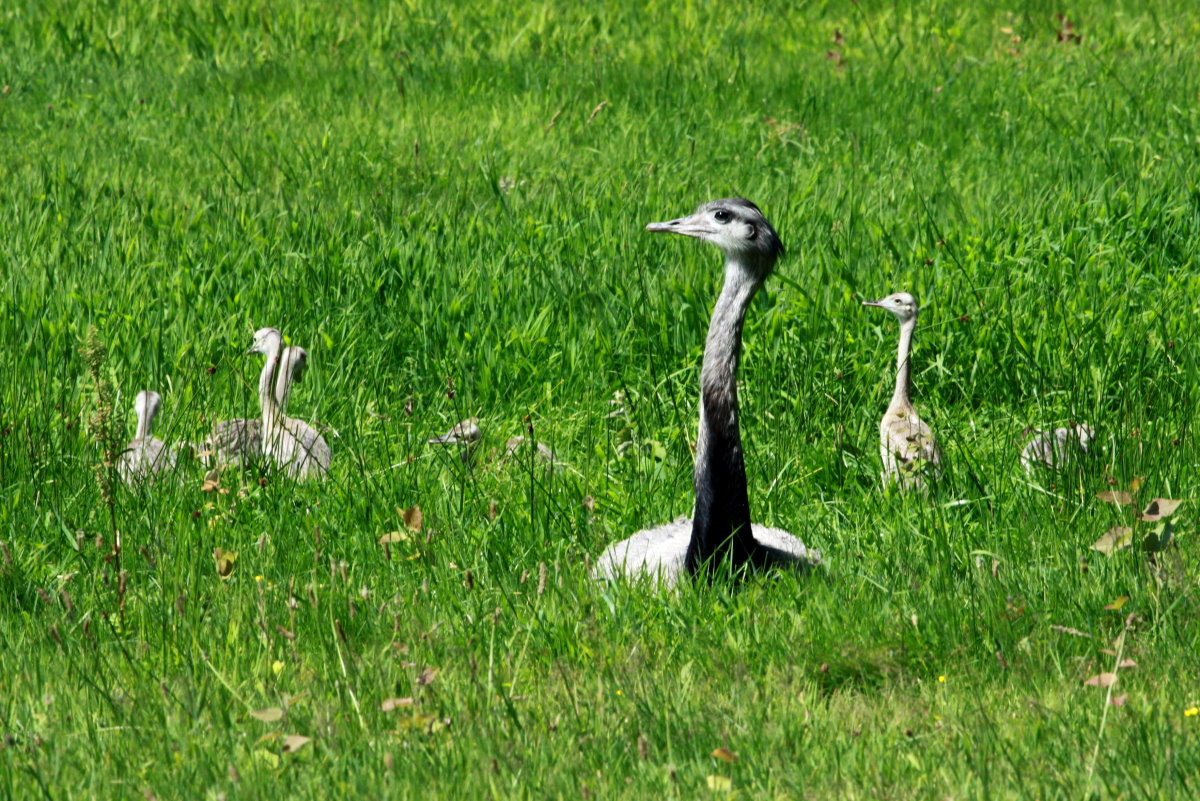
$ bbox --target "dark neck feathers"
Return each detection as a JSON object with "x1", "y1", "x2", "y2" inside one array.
[{"x1": 686, "y1": 257, "x2": 763, "y2": 575}]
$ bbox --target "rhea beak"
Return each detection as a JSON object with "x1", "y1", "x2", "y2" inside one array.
[
  {"x1": 646, "y1": 213, "x2": 712, "y2": 239},
  {"x1": 861, "y1": 299, "x2": 884, "y2": 308}
]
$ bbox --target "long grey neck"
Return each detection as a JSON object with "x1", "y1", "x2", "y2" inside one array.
[
  {"x1": 890, "y1": 315, "x2": 916, "y2": 410},
  {"x1": 687, "y1": 256, "x2": 763, "y2": 575},
  {"x1": 259, "y1": 341, "x2": 283, "y2": 432},
  {"x1": 134, "y1": 403, "x2": 154, "y2": 441},
  {"x1": 274, "y1": 355, "x2": 295, "y2": 414}
]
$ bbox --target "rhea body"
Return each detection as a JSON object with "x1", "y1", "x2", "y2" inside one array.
[
  {"x1": 247, "y1": 328, "x2": 331, "y2": 481},
  {"x1": 862, "y1": 292, "x2": 941, "y2": 489},
  {"x1": 594, "y1": 199, "x2": 819, "y2": 584},
  {"x1": 117, "y1": 390, "x2": 174, "y2": 483},
  {"x1": 1020, "y1": 422, "x2": 1094, "y2": 474},
  {"x1": 273, "y1": 345, "x2": 335, "y2": 479},
  {"x1": 206, "y1": 343, "x2": 308, "y2": 468}
]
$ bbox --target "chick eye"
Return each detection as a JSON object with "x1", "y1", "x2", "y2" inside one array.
[{"x1": 714, "y1": 209, "x2": 731, "y2": 223}]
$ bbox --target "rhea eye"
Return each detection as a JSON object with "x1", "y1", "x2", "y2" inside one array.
[{"x1": 714, "y1": 209, "x2": 731, "y2": 223}]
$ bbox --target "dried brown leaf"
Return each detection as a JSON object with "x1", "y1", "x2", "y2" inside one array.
[
  {"x1": 417, "y1": 666, "x2": 437, "y2": 686},
  {"x1": 1056, "y1": 14, "x2": 1081, "y2": 44},
  {"x1": 281, "y1": 734, "x2": 312, "y2": 753},
  {"x1": 1117, "y1": 658, "x2": 1137, "y2": 669},
  {"x1": 1139, "y1": 498, "x2": 1183, "y2": 522},
  {"x1": 711, "y1": 747, "x2": 738, "y2": 763},
  {"x1": 249, "y1": 706, "x2": 284, "y2": 723},
  {"x1": 1050, "y1": 624, "x2": 1091, "y2": 638},
  {"x1": 403, "y1": 505, "x2": 423, "y2": 533},
  {"x1": 381, "y1": 697, "x2": 414, "y2": 712},
  {"x1": 586, "y1": 100, "x2": 609, "y2": 125},
  {"x1": 1084, "y1": 672, "x2": 1117, "y2": 687},
  {"x1": 1110, "y1": 694, "x2": 1128, "y2": 707},
  {"x1": 378, "y1": 531, "x2": 408, "y2": 545},
  {"x1": 1096, "y1": 490, "x2": 1134, "y2": 505},
  {"x1": 1091, "y1": 527, "x2": 1133, "y2": 555}
]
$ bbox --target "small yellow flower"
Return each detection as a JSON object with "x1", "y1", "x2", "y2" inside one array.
[
  {"x1": 255, "y1": 575, "x2": 264, "y2": 582},
  {"x1": 938, "y1": 675, "x2": 946, "y2": 683},
  {"x1": 1185, "y1": 707, "x2": 1199, "y2": 717},
  {"x1": 616, "y1": 690, "x2": 623, "y2": 696}
]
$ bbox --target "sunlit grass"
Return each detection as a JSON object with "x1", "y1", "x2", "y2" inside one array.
[{"x1": 2, "y1": 1, "x2": 1200, "y2": 798}]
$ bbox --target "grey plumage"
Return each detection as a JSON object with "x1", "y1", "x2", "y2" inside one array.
[
  {"x1": 594, "y1": 199, "x2": 819, "y2": 585},
  {"x1": 117, "y1": 390, "x2": 174, "y2": 483},
  {"x1": 428, "y1": 417, "x2": 481, "y2": 445},
  {"x1": 206, "y1": 417, "x2": 262, "y2": 468},
  {"x1": 204, "y1": 340, "x2": 307, "y2": 468},
  {"x1": 502, "y1": 435, "x2": 556, "y2": 465},
  {"x1": 863, "y1": 292, "x2": 941, "y2": 490},
  {"x1": 1020, "y1": 423, "x2": 1094, "y2": 473},
  {"x1": 271, "y1": 346, "x2": 332, "y2": 480},
  {"x1": 429, "y1": 417, "x2": 481, "y2": 463},
  {"x1": 245, "y1": 330, "x2": 331, "y2": 482}
]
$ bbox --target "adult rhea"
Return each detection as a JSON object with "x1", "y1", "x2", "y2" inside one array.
[{"x1": 594, "y1": 199, "x2": 820, "y2": 583}]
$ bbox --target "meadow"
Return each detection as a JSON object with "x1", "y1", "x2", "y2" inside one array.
[{"x1": 2, "y1": 0, "x2": 1200, "y2": 797}]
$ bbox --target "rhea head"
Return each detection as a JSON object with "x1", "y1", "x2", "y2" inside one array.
[
  {"x1": 646, "y1": 198, "x2": 784, "y2": 278},
  {"x1": 247, "y1": 327, "x2": 282, "y2": 357},
  {"x1": 284, "y1": 346, "x2": 308, "y2": 383},
  {"x1": 134, "y1": 390, "x2": 162, "y2": 419},
  {"x1": 862, "y1": 292, "x2": 919, "y2": 323}
]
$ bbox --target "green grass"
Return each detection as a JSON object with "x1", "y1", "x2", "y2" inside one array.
[{"x1": 3, "y1": 0, "x2": 1200, "y2": 797}]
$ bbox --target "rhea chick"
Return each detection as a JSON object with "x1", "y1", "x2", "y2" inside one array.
[
  {"x1": 862, "y1": 292, "x2": 941, "y2": 490},
  {"x1": 1020, "y1": 422, "x2": 1094, "y2": 474},
  {"x1": 117, "y1": 390, "x2": 175, "y2": 483}
]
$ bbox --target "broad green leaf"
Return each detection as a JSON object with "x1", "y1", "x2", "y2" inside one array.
[
  {"x1": 1142, "y1": 521, "x2": 1175, "y2": 553},
  {"x1": 214, "y1": 547, "x2": 238, "y2": 578},
  {"x1": 706, "y1": 775, "x2": 732, "y2": 792}
]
